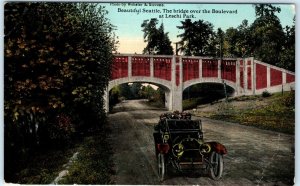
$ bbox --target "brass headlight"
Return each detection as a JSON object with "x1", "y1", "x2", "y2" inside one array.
[
  {"x1": 201, "y1": 143, "x2": 211, "y2": 153},
  {"x1": 173, "y1": 143, "x2": 184, "y2": 157},
  {"x1": 163, "y1": 133, "x2": 169, "y2": 141}
]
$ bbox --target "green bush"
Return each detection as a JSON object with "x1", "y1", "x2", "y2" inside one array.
[
  {"x1": 262, "y1": 90, "x2": 271, "y2": 97},
  {"x1": 4, "y1": 3, "x2": 116, "y2": 183},
  {"x1": 283, "y1": 91, "x2": 295, "y2": 107}
]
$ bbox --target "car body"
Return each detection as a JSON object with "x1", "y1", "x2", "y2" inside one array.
[{"x1": 153, "y1": 111, "x2": 227, "y2": 181}]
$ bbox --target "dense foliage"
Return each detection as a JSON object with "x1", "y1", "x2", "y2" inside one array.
[
  {"x1": 175, "y1": 4, "x2": 294, "y2": 71},
  {"x1": 177, "y1": 19, "x2": 215, "y2": 56},
  {"x1": 141, "y1": 18, "x2": 174, "y2": 55},
  {"x1": 4, "y1": 2, "x2": 116, "y2": 182},
  {"x1": 110, "y1": 83, "x2": 165, "y2": 109},
  {"x1": 250, "y1": 5, "x2": 284, "y2": 67}
]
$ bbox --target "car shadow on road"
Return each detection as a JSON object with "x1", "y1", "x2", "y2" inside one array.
[{"x1": 164, "y1": 165, "x2": 210, "y2": 180}]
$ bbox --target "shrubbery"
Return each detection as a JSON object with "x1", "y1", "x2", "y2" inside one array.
[
  {"x1": 262, "y1": 90, "x2": 271, "y2": 97},
  {"x1": 4, "y1": 3, "x2": 116, "y2": 182}
]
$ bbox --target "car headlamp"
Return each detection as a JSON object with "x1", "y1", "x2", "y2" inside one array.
[{"x1": 163, "y1": 133, "x2": 169, "y2": 141}]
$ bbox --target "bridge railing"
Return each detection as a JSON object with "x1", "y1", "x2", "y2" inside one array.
[
  {"x1": 111, "y1": 54, "x2": 240, "y2": 83},
  {"x1": 111, "y1": 54, "x2": 295, "y2": 95}
]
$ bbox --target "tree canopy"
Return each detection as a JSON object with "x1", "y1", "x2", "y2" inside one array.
[
  {"x1": 141, "y1": 18, "x2": 173, "y2": 55},
  {"x1": 174, "y1": 4, "x2": 294, "y2": 71},
  {"x1": 177, "y1": 19, "x2": 214, "y2": 56},
  {"x1": 250, "y1": 4, "x2": 285, "y2": 67},
  {"x1": 4, "y1": 3, "x2": 117, "y2": 181}
]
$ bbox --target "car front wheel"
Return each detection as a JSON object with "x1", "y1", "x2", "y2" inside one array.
[
  {"x1": 208, "y1": 151, "x2": 224, "y2": 180},
  {"x1": 157, "y1": 153, "x2": 166, "y2": 181}
]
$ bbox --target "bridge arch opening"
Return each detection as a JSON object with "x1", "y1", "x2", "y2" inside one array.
[
  {"x1": 182, "y1": 82, "x2": 235, "y2": 110},
  {"x1": 107, "y1": 81, "x2": 172, "y2": 112}
]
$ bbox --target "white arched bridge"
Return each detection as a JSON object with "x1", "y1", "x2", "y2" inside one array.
[{"x1": 104, "y1": 54, "x2": 295, "y2": 112}]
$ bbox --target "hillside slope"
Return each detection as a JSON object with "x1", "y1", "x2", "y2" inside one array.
[{"x1": 189, "y1": 92, "x2": 295, "y2": 134}]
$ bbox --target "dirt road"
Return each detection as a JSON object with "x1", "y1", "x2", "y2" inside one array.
[{"x1": 108, "y1": 100, "x2": 294, "y2": 185}]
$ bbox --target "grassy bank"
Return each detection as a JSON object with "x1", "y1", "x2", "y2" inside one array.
[
  {"x1": 6, "y1": 144, "x2": 79, "y2": 184},
  {"x1": 191, "y1": 92, "x2": 295, "y2": 134},
  {"x1": 58, "y1": 128, "x2": 114, "y2": 184},
  {"x1": 7, "y1": 127, "x2": 113, "y2": 184}
]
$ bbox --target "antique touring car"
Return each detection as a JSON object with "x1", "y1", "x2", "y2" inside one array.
[{"x1": 153, "y1": 111, "x2": 227, "y2": 181}]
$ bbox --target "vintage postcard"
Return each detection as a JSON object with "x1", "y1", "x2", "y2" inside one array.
[{"x1": 4, "y1": 1, "x2": 296, "y2": 185}]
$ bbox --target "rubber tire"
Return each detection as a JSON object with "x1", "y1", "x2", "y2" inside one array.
[
  {"x1": 208, "y1": 151, "x2": 224, "y2": 180},
  {"x1": 157, "y1": 153, "x2": 166, "y2": 181}
]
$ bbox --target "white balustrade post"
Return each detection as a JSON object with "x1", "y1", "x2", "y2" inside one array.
[
  {"x1": 244, "y1": 58, "x2": 248, "y2": 93},
  {"x1": 199, "y1": 58, "x2": 202, "y2": 79},
  {"x1": 218, "y1": 59, "x2": 221, "y2": 79},
  {"x1": 282, "y1": 70, "x2": 287, "y2": 91},
  {"x1": 252, "y1": 58, "x2": 256, "y2": 95},
  {"x1": 171, "y1": 56, "x2": 183, "y2": 112},
  {"x1": 236, "y1": 58, "x2": 240, "y2": 95},
  {"x1": 150, "y1": 57, "x2": 154, "y2": 78},
  {"x1": 128, "y1": 56, "x2": 132, "y2": 78}
]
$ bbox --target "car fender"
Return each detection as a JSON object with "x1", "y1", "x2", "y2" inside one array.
[{"x1": 207, "y1": 141, "x2": 227, "y2": 155}]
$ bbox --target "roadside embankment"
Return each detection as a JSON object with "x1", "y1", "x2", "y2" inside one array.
[{"x1": 187, "y1": 92, "x2": 295, "y2": 134}]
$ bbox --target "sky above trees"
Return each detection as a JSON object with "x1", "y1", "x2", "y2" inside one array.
[{"x1": 103, "y1": 3, "x2": 295, "y2": 54}]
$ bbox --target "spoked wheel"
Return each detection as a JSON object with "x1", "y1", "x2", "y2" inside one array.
[
  {"x1": 208, "y1": 151, "x2": 224, "y2": 180},
  {"x1": 157, "y1": 153, "x2": 166, "y2": 181}
]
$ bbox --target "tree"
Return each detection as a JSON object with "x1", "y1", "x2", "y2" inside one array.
[
  {"x1": 216, "y1": 28, "x2": 225, "y2": 58},
  {"x1": 156, "y1": 24, "x2": 174, "y2": 55},
  {"x1": 130, "y1": 83, "x2": 143, "y2": 99},
  {"x1": 141, "y1": 18, "x2": 159, "y2": 54},
  {"x1": 278, "y1": 16, "x2": 295, "y2": 71},
  {"x1": 254, "y1": 4, "x2": 281, "y2": 17},
  {"x1": 109, "y1": 86, "x2": 121, "y2": 108},
  {"x1": 5, "y1": 2, "x2": 116, "y2": 122},
  {"x1": 236, "y1": 19, "x2": 252, "y2": 57},
  {"x1": 119, "y1": 83, "x2": 133, "y2": 99},
  {"x1": 139, "y1": 85, "x2": 156, "y2": 100},
  {"x1": 250, "y1": 4, "x2": 285, "y2": 66},
  {"x1": 204, "y1": 31, "x2": 218, "y2": 57},
  {"x1": 224, "y1": 27, "x2": 239, "y2": 57},
  {"x1": 141, "y1": 18, "x2": 173, "y2": 55},
  {"x1": 4, "y1": 2, "x2": 117, "y2": 181},
  {"x1": 177, "y1": 19, "x2": 214, "y2": 56},
  {"x1": 176, "y1": 19, "x2": 194, "y2": 56}
]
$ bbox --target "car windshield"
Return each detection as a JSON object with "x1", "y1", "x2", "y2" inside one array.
[{"x1": 166, "y1": 119, "x2": 201, "y2": 130}]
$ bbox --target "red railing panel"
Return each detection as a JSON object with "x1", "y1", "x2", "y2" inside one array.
[
  {"x1": 153, "y1": 57, "x2": 172, "y2": 81},
  {"x1": 256, "y1": 63, "x2": 267, "y2": 89},
  {"x1": 240, "y1": 60, "x2": 244, "y2": 88},
  {"x1": 183, "y1": 58, "x2": 199, "y2": 82},
  {"x1": 221, "y1": 60, "x2": 236, "y2": 82},
  {"x1": 132, "y1": 57, "x2": 150, "y2": 76},
  {"x1": 270, "y1": 68, "x2": 282, "y2": 86},
  {"x1": 247, "y1": 66, "x2": 252, "y2": 90},
  {"x1": 286, "y1": 73, "x2": 295, "y2": 83},
  {"x1": 111, "y1": 56, "x2": 128, "y2": 79},
  {"x1": 202, "y1": 59, "x2": 218, "y2": 77}
]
